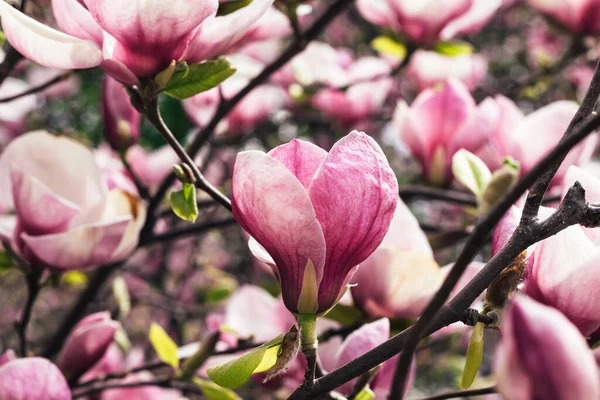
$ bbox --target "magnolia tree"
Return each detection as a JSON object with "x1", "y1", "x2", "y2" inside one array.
[{"x1": 2, "y1": 0, "x2": 600, "y2": 399}]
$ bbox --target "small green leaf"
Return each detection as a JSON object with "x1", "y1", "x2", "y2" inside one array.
[
  {"x1": 461, "y1": 322, "x2": 484, "y2": 388},
  {"x1": 207, "y1": 335, "x2": 284, "y2": 389},
  {"x1": 452, "y1": 149, "x2": 492, "y2": 196},
  {"x1": 355, "y1": 387, "x2": 376, "y2": 400},
  {"x1": 112, "y1": 276, "x2": 131, "y2": 317},
  {"x1": 434, "y1": 40, "x2": 474, "y2": 57},
  {"x1": 193, "y1": 378, "x2": 242, "y2": 400},
  {"x1": 0, "y1": 251, "x2": 12, "y2": 274},
  {"x1": 114, "y1": 327, "x2": 131, "y2": 353},
  {"x1": 164, "y1": 59, "x2": 236, "y2": 99},
  {"x1": 149, "y1": 322, "x2": 179, "y2": 370},
  {"x1": 217, "y1": 0, "x2": 252, "y2": 16},
  {"x1": 371, "y1": 36, "x2": 407, "y2": 60},
  {"x1": 170, "y1": 183, "x2": 199, "y2": 222},
  {"x1": 322, "y1": 303, "x2": 363, "y2": 325}
]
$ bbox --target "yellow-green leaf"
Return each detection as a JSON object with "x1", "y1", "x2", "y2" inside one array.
[
  {"x1": 149, "y1": 322, "x2": 179, "y2": 370},
  {"x1": 434, "y1": 40, "x2": 474, "y2": 57},
  {"x1": 461, "y1": 322, "x2": 484, "y2": 388},
  {"x1": 371, "y1": 36, "x2": 407, "y2": 60},
  {"x1": 193, "y1": 378, "x2": 242, "y2": 400},
  {"x1": 170, "y1": 183, "x2": 199, "y2": 222},
  {"x1": 355, "y1": 387, "x2": 376, "y2": 400},
  {"x1": 61, "y1": 271, "x2": 88, "y2": 286},
  {"x1": 207, "y1": 335, "x2": 284, "y2": 389},
  {"x1": 217, "y1": 0, "x2": 252, "y2": 16},
  {"x1": 112, "y1": 276, "x2": 131, "y2": 317},
  {"x1": 452, "y1": 149, "x2": 492, "y2": 196},
  {"x1": 164, "y1": 59, "x2": 236, "y2": 100}
]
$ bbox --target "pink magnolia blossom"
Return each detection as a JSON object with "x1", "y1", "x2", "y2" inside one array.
[
  {"x1": 528, "y1": 0, "x2": 600, "y2": 34},
  {"x1": 394, "y1": 78, "x2": 496, "y2": 185},
  {"x1": 0, "y1": 77, "x2": 38, "y2": 143},
  {"x1": 0, "y1": 357, "x2": 71, "y2": 400},
  {"x1": 102, "y1": 75, "x2": 141, "y2": 151},
  {"x1": 356, "y1": 0, "x2": 501, "y2": 45},
  {"x1": 125, "y1": 145, "x2": 179, "y2": 190},
  {"x1": 0, "y1": 131, "x2": 146, "y2": 270},
  {"x1": 183, "y1": 55, "x2": 288, "y2": 136},
  {"x1": 0, "y1": 0, "x2": 274, "y2": 84},
  {"x1": 494, "y1": 296, "x2": 600, "y2": 400},
  {"x1": 406, "y1": 50, "x2": 488, "y2": 92},
  {"x1": 94, "y1": 146, "x2": 139, "y2": 195},
  {"x1": 351, "y1": 200, "x2": 444, "y2": 319},
  {"x1": 26, "y1": 66, "x2": 80, "y2": 98},
  {"x1": 232, "y1": 131, "x2": 398, "y2": 314},
  {"x1": 56, "y1": 311, "x2": 120, "y2": 382}
]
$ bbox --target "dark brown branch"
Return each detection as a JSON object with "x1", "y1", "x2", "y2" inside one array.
[
  {"x1": 17, "y1": 269, "x2": 42, "y2": 356},
  {"x1": 139, "y1": 217, "x2": 238, "y2": 246},
  {"x1": 416, "y1": 386, "x2": 496, "y2": 400},
  {"x1": 0, "y1": 72, "x2": 71, "y2": 103},
  {"x1": 399, "y1": 185, "x2": 477, "y2": 207}
]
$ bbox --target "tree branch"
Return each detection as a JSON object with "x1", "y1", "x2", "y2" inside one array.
[
  {"x1": 17, "y1": 269, "x2": 42, "y2": 356},
  {"x1": 0, "y1": 72, "x2": 71, "y2": 103},
  {"x1": 399, "y1": 185, "x2": 477, "y2": 207},
  {"x1": 416, "y1": 386, "x2": 496, "y2": 400},
  {"x1": 139, "y1": 217, "x2": 238, "y2": 246}
]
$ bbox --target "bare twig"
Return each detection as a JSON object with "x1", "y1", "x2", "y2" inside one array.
[
  {"x1": 17, "y1": 269, "x2": 42, "y2": 356},
  {"x1": 0, "y1": 72, "x2": 71, "y2": 103},
  {"x1": 399, "y1": 185, "x2": 477, "y2": 207},
  {"x1": 416, "y1": 386, "x2": 496, "y2": 400}
]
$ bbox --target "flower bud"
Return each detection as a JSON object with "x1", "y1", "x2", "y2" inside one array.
[{"x1": 102, "y1": 76, "x2": 141, "y2": 151}]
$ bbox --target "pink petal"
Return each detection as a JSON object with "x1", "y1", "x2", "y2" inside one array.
[
  {"x1": 491, "y1": 205, "x2": 520, "y2": 256},
  {"x1": 185, "y1": 0, "x2": 274, "y2": 63},
  {"x1": 0, "y1": 1, "x2": 102, "y2": 69},
  {"x1": 0, "y1": 350, "x2": 16, "y2": 367},
  {"x1": 101, "y1": 190, "x2": 146, "y2": 261},
  {"x1": 21, "y1": 217, "x2": 131, "y2": 270},
  {"x1": 0, "y1": 358, "x2": 71, "y2": 400},
  {"x1": 268, "y1": 139, "x2": 328, "y2": 189},
  {"x1": 52, "y1": 0, "x2": 103, "y2": 45},
  {"x1": 380, "y1": 199, "x2": 432, "y2": 255},
  {"x1": 356, "y1": 0, "x2": 397, "y2": 29},
  {"x1": 231, "y1": 150, "x2": 326, "y2": 313},
  {"x1": 102, "y1": 75, "x2": 141, "y2": 150},
  {"x1": 309, "y1": 131, "x2": 398, "y2": 310},
  {"x1": 440, "y1": 0, "x2": 501, "y2": 40}
]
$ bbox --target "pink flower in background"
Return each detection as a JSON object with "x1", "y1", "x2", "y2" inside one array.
[
  {"x1": 26, "y1": 66, "x2": 80, "y2": 98},
  {"x1": 183, "y1": 55, "x2": 288, "y2": 136},
  {"x1": 494, "y1": 296, "x2": 600, "y2": 399},
  {"x1": 351, "y1": 200, "x2": 444, "y2": 319},
  {"x1": 235, "y1": 6, "x2": 292, "y2": 49},
  {"x1": 0, "y1": 0, "x2": 274, "y2": 83},
  {"x1": 102, "y1": 75, "x2": 141, "y2": 151},
  {"x1": 126, "y1": 145, "x2": 180, "y2": 190},
  {"x1": 394, "y1": 78, "x2": 496, "y2": 185},
  {"x1": 94, "y1": 146, "x2": 139, "y2": 195},
  {"x1": 0, "y1": 131, "x2": 146, "y2": 270},
  {"x1": 406, "y1": 50, "x2": 488, "y2": 92},
  {"x1": 356, "y1": 0, "x2": 501, "y2": 45},
  {"x1": 0, "y1": 78, "x2": 38, "y2": 143},
  {"x1": 232, "y1": 131, "x2": 398, "y2": 314},
  {"x1": 0, "y1": 356, "x2": 71, "y2": 400},
  {"x1": 528, "y1": 0, "x2": 600, "y2": 34}
]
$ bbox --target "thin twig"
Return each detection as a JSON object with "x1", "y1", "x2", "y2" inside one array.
[
  {"x1": 0, "y1": 72, "x2": 71, "y2": 103},
  {"x1": 120, "y1": 152, "x2": 151, "y2": 200},
  {"x1": 140, "y1": 217, "x2": 238, "y2": 246},
  {"x1": 17, "y1": 269, "x2": 42, "y2": 356},
  {"x1": 399, "y1": 185, "x2": 477, "y2": 207},
  {"x1": 416, "y1": 386, "x2": 496, "y2": 400}
]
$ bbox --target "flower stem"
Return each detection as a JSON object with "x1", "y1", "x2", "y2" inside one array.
[{"x1": 297, "y1": 313, "x2": 318, "y2": 389}]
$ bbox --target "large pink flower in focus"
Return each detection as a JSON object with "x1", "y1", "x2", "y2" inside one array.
[
  {"x1": 232, "y1": 131, "x2": 399, "y2": 314},
  {"x1": 357, "y1": 0, "x2": 501, "y2": 45},
  {"x1": 0, "y1": 0, "x2": 274, "y2": 84}
]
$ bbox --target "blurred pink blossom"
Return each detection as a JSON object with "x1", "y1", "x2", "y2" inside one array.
[
  {"x1": 528, "y1": 0, "x2": 600, "y2": 34},
  {"x1": 0, "y1": 356, "x2": 71, "y2": 400}
]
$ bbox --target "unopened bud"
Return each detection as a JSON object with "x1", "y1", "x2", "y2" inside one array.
[
  {"x1": 263, "y1": 325, "x2": 301, "y2": 382},
  {"x1": 154, "y1": 60, "x2": 177, "y2": 90},
  {"x1": 478, "y1": 158, "x2": 519, "y2": 213},
  {"x1": 173, "y1": 163, "x2": 196, "y2": 185}
]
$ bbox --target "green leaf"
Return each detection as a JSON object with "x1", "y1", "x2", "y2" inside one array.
[
  {"x1": 0, "y1": 251, "x2": 14, "y2": 274},
  {"x1": 193, "y1": 378, "x2": 242, "y2": 400},
  {"x1": 461, "y1": 322, "x2": 484, "y2": 389},
  {"x1": 452, "y1": 149, "x2": 492, "y2": 196},
  {"x1": 164, "y1": 59, "x2": 236, "y2": 100},
  {"x1": 322, "y1": 303, "x2": 363, "y2": 325},
  {"x1": 371, "y1": 36, "x2": 407, "y2": 60},
  {"x1": 112, "y1": 276, "x2": 131, "y2": 317},
  {"x1": 170, "y1": 183, "x2": 199, "y2": 222},
  {"x1": 149, "y1": 322, "x2": 179, "y2": 370},
  {"x1": 217, "y1": 0, "x2": 252, "y2": 16},
  {"x1": 434, "y1": 40, "x2": 474, "y2": 57},
  {"x1": 355, "y1": 387, "x2": 376, "y2": 400},
  {"x1": 207, "y1": 335, "x2": 284, "y2": 389}
]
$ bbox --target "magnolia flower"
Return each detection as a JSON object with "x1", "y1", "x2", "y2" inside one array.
[
  {"x1": 495, "y1": 296, "x2": 600, "y2": 400},
  {"x1": 94, "y1": 146, "x2": 139, "y2": 195},
  {"x1": 232, "y1": 131, "x2": 398, "y2": 314},
  {"x1": 356, "y1": 0, "x2": 501, "y2": 45},
  {"x1": 0, "y1": 0, "x2": 273, "y2": 84},
  {"x1": 0, "y1": 131, "x2": 146, "y2": 270},
  {"x1": 406, "y1": 50, "x2": 488, "y2": 92},
  {"x1": 0, "y1": 356, "x2": 71, "y2": 400},
  {"x1": 351, "y1": 200, "x2": 444, "y2": 319},
  {"x1": 528, "y1": 0, "x2": 600, "y2": 34},
  {"x1": 102, "y1": 76, "x2": 140, "y2": 151},
  {"x1": 125, "y1": 145, "x2": 180, "y2": 190},
  {"x1": 56, "y1": 312, "x2": 120, "y2": 382},
  {"x1": 394, "y1": 78, "x2": 496, "y2": 185},
  {"x1": 0, "y1": 77, "x2": 38, "y2": 143}
]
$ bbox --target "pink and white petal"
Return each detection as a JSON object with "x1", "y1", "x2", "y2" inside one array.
[
  {"x1": 0, "y1": 215, "x2": 17, "y2": 244},
  {"x1": 102, "y1": 190, "x2": 146, "y2": 261},
  {"x1": 21, "y1": 217, "x2": 132, "y2": 270},
  {"x1": 52, "y1": 0, "x2": 103, "y2": 45},
  {"x1": 185, "y1": 0, "x2": 274, "y2": 63},
  {"x1": 380, "y1": 199, "x2": 432, "y2": 256},
  {"x1": 356, "y1": 0, "x2": 397, "y2": 29},
  {"x1": 10, "y1": 169, "x2": 80, "y2": 236},
  {"x1": 308, "y1": 131, "x2": 398, "y2": 310},
  {"x1": 268, "y1": 139, "x2": 327, "y2": 189},
  {"x1": 440, "y1": 0, "x2": 501, "y2": 40},
  {"x1": 0, "y1": 358, "x2": 71, "y2": 400},
  {"x1": 0, "y1": 2, "x2": 102, "y2": 69},
  {"x1": 394, "y1": 100, "x2": 428, "y2": 164},
  {"x1": 562, "y1": 166, "x2": 600, "y2": 242},
  {"x1": 232, "y1": 150, "x2": 326, "y2": 312},
  {"x1": 489, "y1": 95, "x2": 524, "y2": 156},
  {"x1": 491, "y1": 205, "x2": 521, "y2": 256}
]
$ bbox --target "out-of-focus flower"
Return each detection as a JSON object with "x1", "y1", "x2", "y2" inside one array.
[
  {"x1": 0, "y1": 131, "x2": 146, "y2": 270},
  {"x1": 394, "y1": 78, "x2": 496, "y2": 185},
  {"x1": 100, "y1": 371, "x2": 183, "y2": 400},
  {"x1": 26, "y1": 66, "x2": 80, "y2": 98},
  {"x1": 94, "y1": 146, "x2": 138, "y2": 195},
  {"x1": 0, "y1": 0, "x2": 274, "y2": 83},
  {"x1": 183, "y1": 55, "x2": 288, "y2": 136},
  {"x1": 56, "y1": 312, "x2": 120, "y2": 382},
  {"x1": 351, "y1": 200, "x2": 443, "y2": 319},
  {"x1": 0, "y1": 77, "x2": 38, "y2": 143},
  {"x1": 126, "y1": 145, "x2": 179, "y2": 190},
  {"x1": 566, "y1": 63, "x2": 595, "y2": 101},
  {"x1": 495, "y1": 296, "x2": 600, "y2": 399},
  {"x1": 0, "y1": 357, "x2": 71, "y2": 400},
  {"x1": 528, "y1": 0, "x2": 600, "y2": 34},
  {"x1": 232, "y1": 132, "x2": 398, "y2": 314},
  {"x1": 356, "y1": 0, "x2": 501, "y2": 45},
  {"x1": 102, "y1": 76, "x2": 140, "y2": 151},
  {"x1": 235, "y1": 6, "x2": 291, "y2": 48},
  {"x1": 526, "y1": 19, "x2": 568, "y2": 69},
  {"x1": 406, "y1": 50, "x2": 487, "y2": 92}
]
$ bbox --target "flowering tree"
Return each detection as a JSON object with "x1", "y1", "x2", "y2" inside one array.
[{"x1": 1, "y1": 0, "x2": 600, "y2": 399}]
